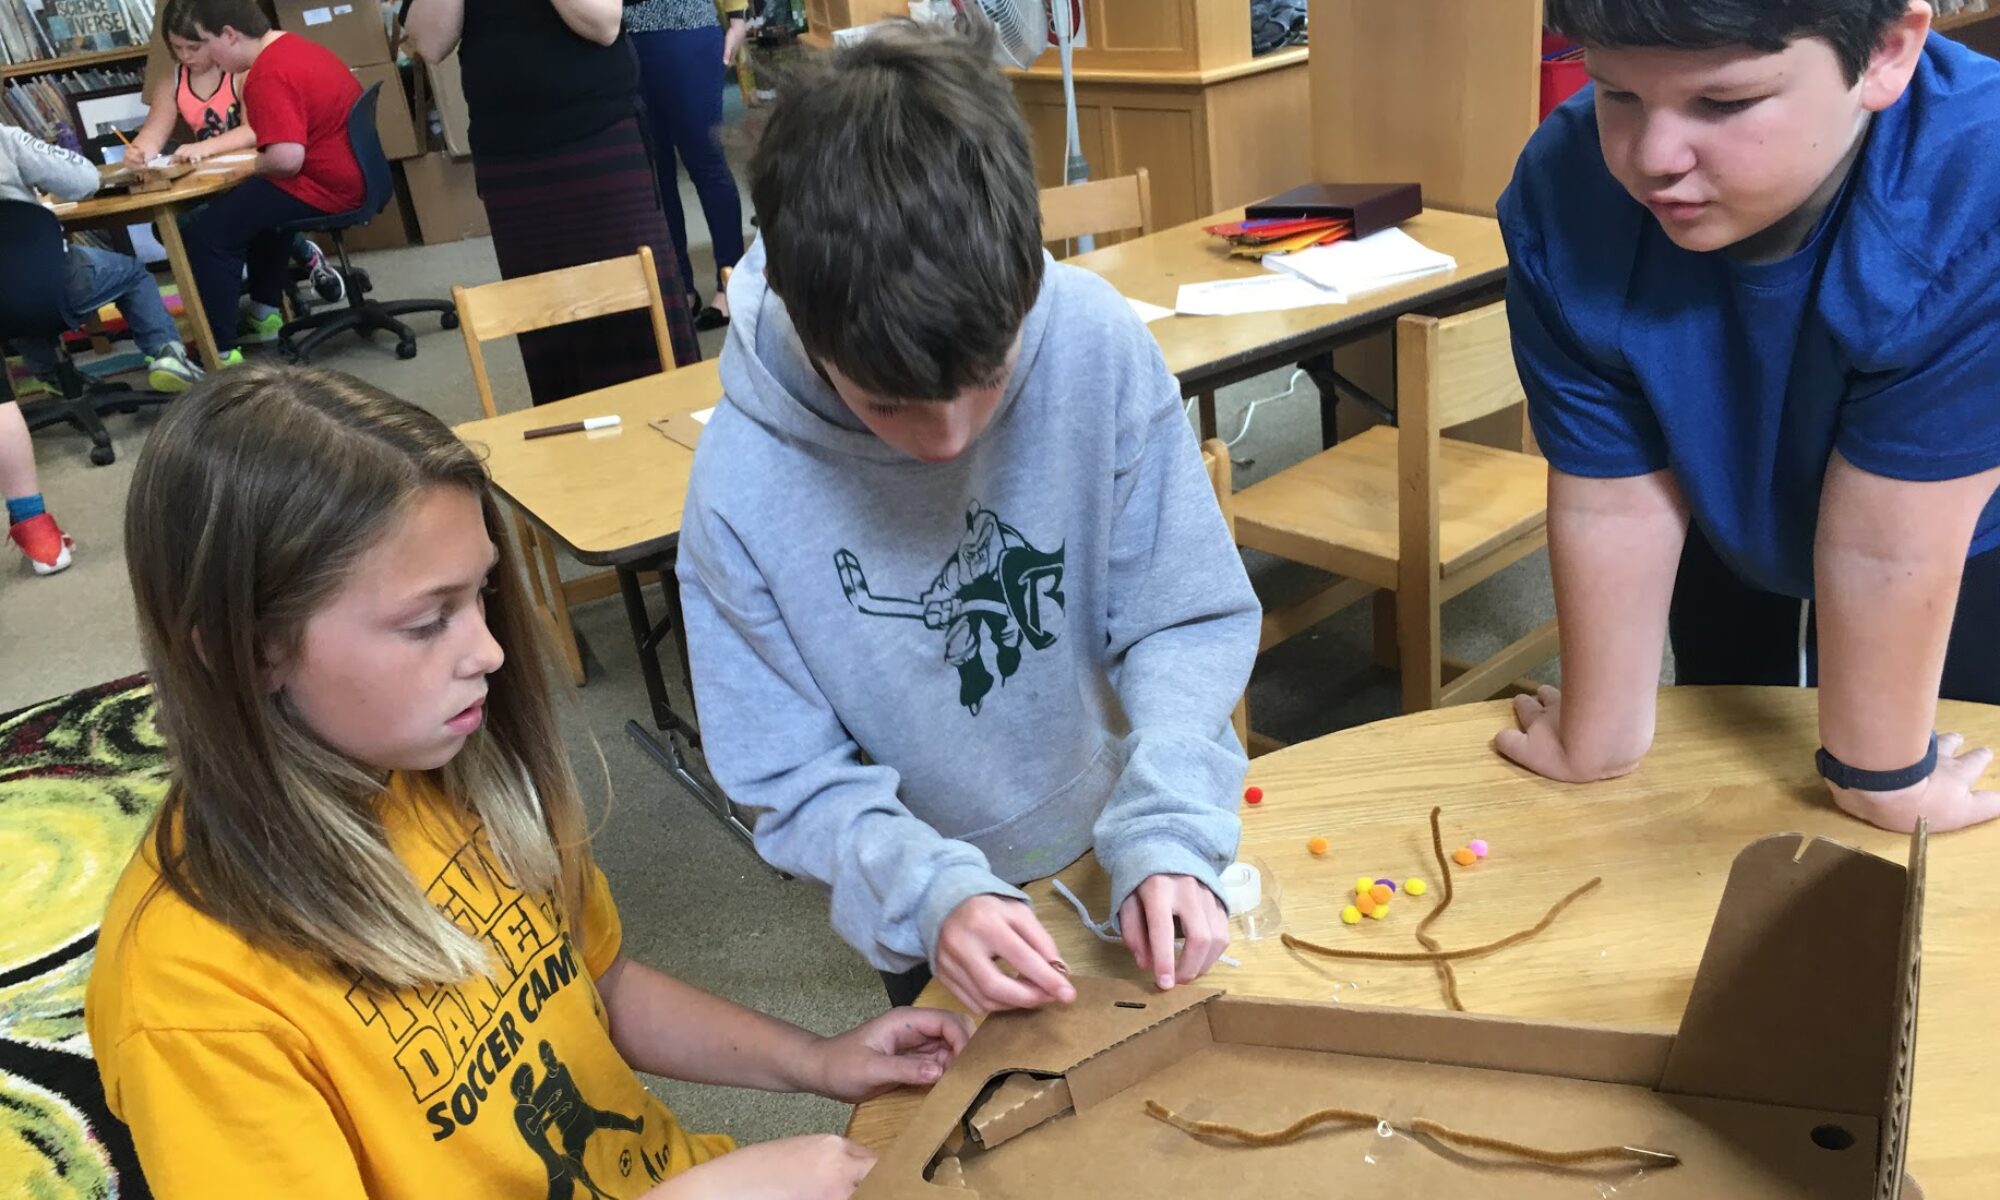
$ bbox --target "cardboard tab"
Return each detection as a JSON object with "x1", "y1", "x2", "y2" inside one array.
[{"x1": 966, "y1": 1074, "x2": 1071, "y2": 1149}]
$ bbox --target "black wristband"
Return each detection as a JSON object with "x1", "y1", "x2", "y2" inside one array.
[{"x1": 1816, "y1": 734, "x2": 1939, "y2": 793}]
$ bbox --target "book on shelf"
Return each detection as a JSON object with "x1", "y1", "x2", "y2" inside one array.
[
  {"x1": 1, "y1": 0, "x2": 154, "y2": 66},
  {"x1": 1, "y1": 60, "x2": 140, "y2": 147}
]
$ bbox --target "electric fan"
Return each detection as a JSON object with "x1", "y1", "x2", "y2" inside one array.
[{"x1": 962, "y1": 0, "x2": 1092, "y2": 198}]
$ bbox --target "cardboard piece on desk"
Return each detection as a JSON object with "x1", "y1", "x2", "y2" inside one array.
[
  {"x1": 855, "y1": 828, "x2": 1926, "y2": 1199},
  {"x1": 651, "y1": 406, "x2": 714, "y2": 451},
  {"x1": 1175, "y1": 275, "x2": 1343, "y2": 317}
]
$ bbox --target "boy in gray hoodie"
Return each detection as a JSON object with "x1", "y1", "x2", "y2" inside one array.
[{"x1": 678, "y1": 21, "x2": 1261, "y2": 1014}]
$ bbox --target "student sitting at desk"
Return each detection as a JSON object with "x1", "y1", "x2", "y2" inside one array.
[
  {"x1": 1497, "y1": 0, "x2": 2000, "y2": 832},
  {"x1": 0, "y1": 125, "x2": 204, "y2": 413},
  {"x1": 126, "y1": 12, "x2": 347, "y2": 309},
  {"x1": 679, "y1": 23, "x2": 1260, "y2": 1015},
  {"x1": 165, "y1": 0, "x2": 364, "y2": 365}
]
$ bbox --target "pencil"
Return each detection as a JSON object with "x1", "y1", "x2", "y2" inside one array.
[{"x1": 523, "y1": 415, "x2": 621, "y2": 440}]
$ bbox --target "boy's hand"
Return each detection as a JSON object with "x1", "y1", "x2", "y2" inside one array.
[
  {"x1": 935, "y1": 895, "x2": 1076, "y2": 1015},
  {"x1": 805, "y1": 1007, "x2": 976, "y2": 1103},
  {"x1": 659, "y1": 1135, "x2": 875, "y2": 1200},
  {"x1": 1827, "y1": 732, "x2": 2000, "y2": 833},
  {"x1": 1119, "y1": 873, "x2": 1229, "y2": 990},
  {"x1": 1495, "y1": 686, "x2": 1646, "y2": 784}
]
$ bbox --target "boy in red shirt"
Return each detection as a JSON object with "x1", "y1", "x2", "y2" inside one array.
[{"x1": 167, "y1": 0, "x2": 364, "y2": 361}]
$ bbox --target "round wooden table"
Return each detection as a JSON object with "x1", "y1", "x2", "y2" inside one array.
[
  {"x1": 54, "y1": 159, "x2": 257, "y2": 371},
  {"x1": 846, "y1": 687, "x2": 2000, "y2": 1197}
]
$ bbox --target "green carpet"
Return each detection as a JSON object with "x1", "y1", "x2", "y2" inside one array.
[{"x1": 0, "y1": 675, "x2": 164, "y2": 1199}]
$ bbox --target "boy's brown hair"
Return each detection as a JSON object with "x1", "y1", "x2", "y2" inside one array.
[
  {"x1": 749, "y1": 20, "x2": 1044, "y2": 402},
  {"x1": 165, "y1": 0, "x2": 272, "y2": 41}
]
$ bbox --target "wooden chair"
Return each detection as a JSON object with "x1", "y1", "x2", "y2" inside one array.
[
  {"x1": 1039, "y1": 168, "x2": 1153, "y2": 248},
  {"x1": 1199, "y1": 438, "x2": 1253, "y2": 755},
  {"x1": 1231, "y1": 301, "x2": 1557, "y2": 718},
  {"x1": 451, "y1": 246, "x2": 680, "y2": 686}
]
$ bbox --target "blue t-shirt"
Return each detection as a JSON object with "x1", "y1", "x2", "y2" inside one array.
[{"x1": 1498, "y1": 35, "x2": 2000, "y2": 599}]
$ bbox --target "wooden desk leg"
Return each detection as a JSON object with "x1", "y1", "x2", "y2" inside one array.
[
  {"x1": 153, "y1": 202, "x2": 224, "y2": 370},
  {"x1": 1197, "y1": 391, "x2": 1218, "y2": 441}
]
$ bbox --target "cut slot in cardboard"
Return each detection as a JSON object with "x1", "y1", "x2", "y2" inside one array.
[{"x1": 857, "y1": 829, "x2": 1925, "y2": 1198}]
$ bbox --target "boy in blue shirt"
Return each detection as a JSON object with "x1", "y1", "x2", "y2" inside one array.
[{"x1": 1497, "y1": 1, "x2": 2000, "y2": 833}]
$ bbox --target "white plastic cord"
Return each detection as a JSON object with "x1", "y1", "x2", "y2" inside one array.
[
  {"x1": 1224, "y1": 369, "x2": 1309, "y2": 448},
  {"x1": 1797, "y1": 599, "x2": 1812, "y2": 688},
  {"x1": 1048, "y1": 879, "x2": 1241, "y2": 967}
]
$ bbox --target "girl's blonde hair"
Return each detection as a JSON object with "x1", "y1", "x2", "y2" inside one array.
[{"x1": 125, "y1": 363, "x2": 589, "y2": 987}]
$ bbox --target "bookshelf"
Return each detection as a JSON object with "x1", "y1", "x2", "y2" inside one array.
[{"x1": 1, "y1": 44, "x2": 146, "y2": 80}]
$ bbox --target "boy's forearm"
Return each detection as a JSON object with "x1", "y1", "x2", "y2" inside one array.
[
  {"x1": 254, "y1": 144, "x2": 304, "y2": 178},
  {"x1": 1814, "y1": 454, "x2": 1998, "y2": 770},
  {"x1": 598, "y1": 957, "x2": 825, "y2": 1094},
  {"x1": 1545, "y1": 468, "x2": 1687, "y2": 776}
]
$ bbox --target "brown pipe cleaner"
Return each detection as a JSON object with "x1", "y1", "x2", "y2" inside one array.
[
  {"x1": 1283, "y1": 876, "x2": 1602, "y2": 963},
  {"x1": 1414, "y1": 806, "x2": 1462, "y2": 1008},
  {"x1": 1144, "y1": 1100, "x2": 1680, "y2": 1170}
]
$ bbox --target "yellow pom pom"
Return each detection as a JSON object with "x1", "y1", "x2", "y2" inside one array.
[
  {"x1": 1355, "y1": 876, "x2": 1375, "y2": 896},
  {"x1": 1341, "y1": 905, "x2": 1363, "y2": 925},
  {"x1": 1404, "y1": 878, "x2": 1429, "y2": 896},
  {"x1": 1367, "y1": 903, "x2": 1389, "y2": 920}
]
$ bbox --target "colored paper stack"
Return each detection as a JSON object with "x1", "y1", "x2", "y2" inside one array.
[{"x1": 1204, "y1": 215, "x2": 1355, "y2": 260}]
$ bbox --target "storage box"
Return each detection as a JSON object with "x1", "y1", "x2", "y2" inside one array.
[
  {"x1": 275, "y1": 0, "x2": 392, "y2": 67},
  {"x1": 424, "y1": 51, "x2": 472, "y2": 158},
  {"x1": 351, "y1": 63, "x2": 420, "y2": 160},
  {"x1": 859, "y1": 829, "x2": 1927, "y2": 1198},
  {"x1": 403, "y1": 150, "x2": 487, "y2": 244},
  {"x1": 1244, "y1": 182, "x2": 1424, "y2": 239},
  {"x1": 330, "y1": 162, "x2": 414, "y2": 252}
]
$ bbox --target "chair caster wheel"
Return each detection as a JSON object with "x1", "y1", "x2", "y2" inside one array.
[
  {"x1": 396, "y1": 340, "x2": 418, "y2": 360},
  {"x1": 441, "y1": 310, "x2": 460, "y2": 330},
  {"x1": 90, "y1": 445, "x2": 115, "y2": 466}
]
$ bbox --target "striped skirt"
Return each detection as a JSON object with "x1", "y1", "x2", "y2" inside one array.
[{"x1": 474, "y1": 116, "x2": 702, "y2": 407}]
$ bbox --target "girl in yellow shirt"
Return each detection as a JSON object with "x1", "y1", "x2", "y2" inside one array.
[{"x1": 86, "y1": 363, "x2": 971, "y2": 1199}]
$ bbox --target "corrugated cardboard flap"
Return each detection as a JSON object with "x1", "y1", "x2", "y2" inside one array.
[
  {"x1": 1659, "y1": 828, "x2": 1925, "y2": 1196},
  {"x1": 856, "y1": 979, "x2": 1216, "y2": 1198}
]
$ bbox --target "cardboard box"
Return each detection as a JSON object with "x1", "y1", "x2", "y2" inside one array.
[
  {"x1": 424, "y1": 51, "x2": 472, "y2": 158},
  {"x1": 328, "y1": 162, "x2": 414, "y2": 252},
  {"x1": 403, "y1": 151, "x2": 487, "y2": 244},
  {"x1": 275, "y1": 0, "x2": 392, "y2": 66},
  {"x1": 350, "y1": 63, "x2": 420, "y2": 161},
  {"x1": 861, "y1": 830, "x2": 1926, "y2": 1198}
]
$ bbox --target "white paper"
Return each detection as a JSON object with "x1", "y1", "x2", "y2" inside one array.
[
  {"x1": 146, "y1": 154, "x2": 173, "y2": 169},
  {"x1": 1263, "y1": 227, "x2": 1456, "y2": 297},
  {"x1": 207, "y1": 152, "x2": 256, "y2": 163},
  {"x1": 1175, "y1": 275, "x2": 1344, "y2": 317},
  {"x1": 301, "y1": 6, "x2": 332, "y2": 24},
  {"x1": 690, "y1": 407, "x2": 715, "y2": 425},
  {"x1": 333, "y1": 3, "x2": 354, "y2": 12},
  {"x1": 1125, "y1": 297, "x2": 1174, "y2": 324}
]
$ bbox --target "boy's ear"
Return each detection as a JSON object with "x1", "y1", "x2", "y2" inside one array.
[{"x1": 1858, "y1": 3, "x2": 1932, "y2": 114}]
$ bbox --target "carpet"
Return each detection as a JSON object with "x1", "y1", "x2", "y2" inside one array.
[{"x1": 0, "y1": 675, "x2": 163, "y2": 1200}]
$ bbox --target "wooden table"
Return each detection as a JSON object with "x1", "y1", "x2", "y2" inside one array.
[
  {"x1": 1069, "y1": 205, "x2": 1510, "y2": 440},
  {"x1": 53, "y1": 158, "x2": 255, "y2": 371},
  {"x1": 453, "y1": 362, "x2": 754, "y2": 842},
  {"x1": 847, "y1": 687, "x2": 2000, "y2": 1198}
]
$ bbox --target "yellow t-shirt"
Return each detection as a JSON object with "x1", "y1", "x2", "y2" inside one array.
[{"x1": 85, "y1": 774, "x2": 734, "y2": 1199}]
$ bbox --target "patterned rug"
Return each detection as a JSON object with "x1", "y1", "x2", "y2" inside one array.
[{"x1": 0, "y1": 676, "x2": 163, "y2": 1200}]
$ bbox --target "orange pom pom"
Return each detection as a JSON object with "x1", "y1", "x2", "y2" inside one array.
[
  {"x1": 1307, "y1": 835, "x2": 1330, "y2": 856},
  {"x1": 1369, "y1": 884, "x2": 1393, "y2": 905},
  {"x1": 1453, "y1": 848, "x2": 1477, "y2": 867}
]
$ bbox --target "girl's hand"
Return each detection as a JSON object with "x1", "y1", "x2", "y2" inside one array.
[
  {"x1": 1118, "y1": 873, "x2": 1229, "y2": 990},
  {"x1": 171, "y1": 142, "x2": 210, "y2": 164},
  {"x1": 122, "y1": 142, "x2": 151, "y2": 167},
  {"x1": 723, "y1": 16, "x2": 747, "y2": 66},
  {"x1": 659, "y1": 1135, "x2": 875, "y2": 1200},
  {"x1": 806, "y1": 1006, "x2": 975, "y2": 1103},
  {"x1": 935, "y1": 895, "x2": 1076, "y2": 1015}
]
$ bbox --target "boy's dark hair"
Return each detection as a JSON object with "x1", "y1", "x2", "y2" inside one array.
[
  {"x1": 749, "y1": 20, "x2": 1043, "y2": 402},
  {"x1": 1546, "y1": 0, "x2": 1910, "y2": 84},
  {"x1": 165, "y1": 0, "x2": 272, "y2": 40}
]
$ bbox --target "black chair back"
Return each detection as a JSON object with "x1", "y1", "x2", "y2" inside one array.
[
  {"x1": 0, "y1": 200, "x2": 77, "y2": 337},
  {"x1": 348, "y1": 82, "x2": 393, "y2": 224}
]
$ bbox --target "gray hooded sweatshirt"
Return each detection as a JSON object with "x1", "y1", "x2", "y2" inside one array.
[{"x1": 677, "y1": 240, "x2": 1260, "y2": 973}]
